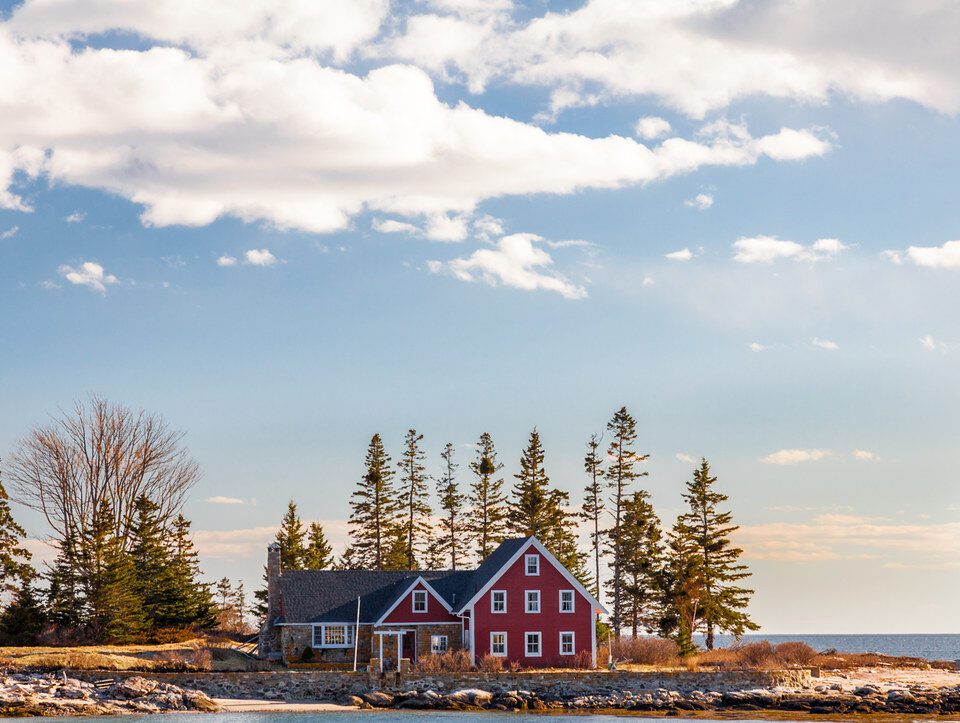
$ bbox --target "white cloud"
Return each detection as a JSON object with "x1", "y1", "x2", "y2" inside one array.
[
  {"x1": 675, "y1": 452, "x2": 696, "y2": 464},
  {"x1": 437, "y1": 232, "x2": 587, "y2": 299},
  {"x1": 642, "y1": 275, "x2": 654, "y2": 287},
  {"x1": 634, "y1": 116, "x2": 671, "y2": 140},
  {"x1": 387, "y1": 0, "x2": 960, "y2": 118},
  {"x1": 0, "y1": 10, "x2": 833, "y2": 237},
  {"x1": 761, "y1": 448, "x2": 831, "y2": 465},
  {"x1": 472, "y1": 213, "x2": 504, "y2": 240},
  {"x1": 0, "y1": 225, "x2": 17, "y2": 238},
  {"x1": 881, "y1": 250, "x2": 903, "y2": 265},
  {"x1": 206, "y1": 495, "x2": 252, "y2": 505},
  {"x1": 920, "y1": 334, "x2": 947, "y2": 352},
  {"x1": 65, "y1": 211, "x2": 85, "y2": 223},
  {"x1": 39, "y1": 279, "x2": 61, "y2": 289},
  {"x1": 812, "y1": 337, "x2": 839, "y2": 351},
  {"x1": 665, "y1": 247, "x2": 693, "y2": 261},
  {"x1": 58, "y1": 260, "x2": 118, "y2": 293},
  {"x1": 244, "y1": 248, "x2": 278, "y2": 266},
  {"x1": 852, "y1": 449, "x2": 878, "y2": 461},
  {"x1": 684, "y1": 192, "x2": 713, "y2": 210},
  {"x1": 748, "y1": 342, "x2": 767, "y2": 352},
  {"x1": 216, "y1": 255, "x2": 238, "y2": 267},
  {"x1": 733, "y1": 235, "x2": 847, "y2": 264},
  {"x1": 373, "y1": 218, "x2": 419, "y2": 235},
  {"x1": 904, "y1": 240, "x2": 960, "y2": 269}
]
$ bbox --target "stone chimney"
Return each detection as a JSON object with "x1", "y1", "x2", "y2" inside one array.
[{"x1": 266, "y1": 541, "x2": 281, "y2": 622}]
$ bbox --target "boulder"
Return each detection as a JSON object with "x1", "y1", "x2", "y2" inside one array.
[
  {"x1": 362, "y1": 690, "x2": 395, "y2": 707},
  {"x1": 338, "y1": 694, "x2": 365, "y2": 707},
  {"x1": 183, "y1": 690, "x2": 220, "y2": 712},
  {"x1": 111, "y1": 676, "x2": 158, "y2": 699}
]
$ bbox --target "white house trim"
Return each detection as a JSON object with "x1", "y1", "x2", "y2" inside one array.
[
  {"x1": 374, "y1": 576, "x2": 453, "y2": 625},
  {"x1": 454, "y1": 536, "x2": 607, "y2": 615}
]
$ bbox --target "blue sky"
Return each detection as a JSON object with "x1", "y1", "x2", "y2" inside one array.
[{"x1": 1, "y1": 0, "x2": 959, "y2": 633}]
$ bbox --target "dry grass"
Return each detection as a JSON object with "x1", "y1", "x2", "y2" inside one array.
[
  {"x1": 600, "y1": 636, "x2": 682, "y2": 667},
  {"x1": 413, "y1": 650, "x2": 472, "y2": 673},
  {"x1": 0, "y1": 638, "x2": 238, "y2": 672}
]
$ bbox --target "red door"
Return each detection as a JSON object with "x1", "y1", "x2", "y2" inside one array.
[{"x1": 402, "y1": 630, "x2": 417, "y2": 662}]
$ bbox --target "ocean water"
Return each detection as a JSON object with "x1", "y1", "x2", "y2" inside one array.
[
  {"x1": 59, "y1": 717, "x2": 806, "y2": 723},
  {"x1": 699, "y1": 633, "x2": 960, "y2": 661}
]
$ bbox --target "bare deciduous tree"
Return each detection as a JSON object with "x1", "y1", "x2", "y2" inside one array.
[{"x1": 7, "y1": 397, "x2": 199, "y2": 551}]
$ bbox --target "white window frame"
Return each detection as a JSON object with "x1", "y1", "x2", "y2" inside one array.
[
  {"x1": 559, "y1": 631, "x2": 575, "y2": 656},
  {"x1": 559, "y1": 589, "x2": 575, "y2": 613},
  {"x1": 525, "y1": 553, "x2": 540, "y2": 575},
  {"x1": 490, "y1": 590, "x2": 507, "y2": 614},
  {"x1": 412, "y1": 589, "x2": 428, "y2": 613},
  {"x1": 312, "y1": 624, "x2": 355, "y2": 649},
  {"x1": 525, "y1": 589, "x2": 541, "y2": 613},
  {"x1": 525, "y1": 631, "x2": 542, "y2": 657},
  {"x1": 490, "y1": 631, "x2": 507, "y2": 657},
  {"x1": 430, "y1": 634, "x2": 448, "y2": 654}
]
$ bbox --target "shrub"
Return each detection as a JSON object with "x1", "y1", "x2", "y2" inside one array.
[
  {"x1": 414, "y1": 650, "x2": 471, "y2": 673},
  {"x1": 774, "y1": 641, "x2": 817, "y2": 666},
  {"x1": 605, "y1": 636, "x2": 680, "y2": 666},
  {"x1": 301, "y1": 646, "x2": 314, "y2": 662},
  {"x1": 476, "y1": 654, "x2": 503, "y2": 673},
  {"x1": 569, "y1": 650, "x2": 594, "y2": 670}
]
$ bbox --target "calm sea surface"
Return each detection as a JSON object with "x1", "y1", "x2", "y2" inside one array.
[
  {"x1": 699, "y1": 633, "x2": 960, "y2": 661},
  {"x1": 39, "y1": 717, "x2": 834, "y2": 723}
]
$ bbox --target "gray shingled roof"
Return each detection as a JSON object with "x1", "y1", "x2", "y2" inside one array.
[{"x1": 276, "y1": 536, "x2": 533, "y2": 623}]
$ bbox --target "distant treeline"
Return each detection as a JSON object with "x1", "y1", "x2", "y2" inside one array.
[{"x1": 1, "y1": 398, "x2": 756, "y2": 653}]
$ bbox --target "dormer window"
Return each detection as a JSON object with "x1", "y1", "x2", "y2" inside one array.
[
  {"x1": 413, "y1": 590, "x2": 428, "y2": 613},
  {"x1": 525, "y1": 553, "x2": 540, "y2": 575}
]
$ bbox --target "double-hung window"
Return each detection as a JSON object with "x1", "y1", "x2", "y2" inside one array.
[
  {"x1": 525, "y1": 590, "x2": 540, "y2": 613},
  {"x1": 525, "y1": 553, "x2": 540, "y2": 575},
  {"x1": 313, "y1": 624, "x2": 355, "y2": 648},
  {"x1": 491, "y1": 590, "x2": 507, "y2": 613},
  {"x1": 559, "y1": 589, "x2": 575, "y2": 613},
  {"x1": 413, "y1": 590, "x2": 428, "y2": 613},
  {"x1": 430, "y1": 635, "x2": 448, "y2": 654},
  {"x1": 559, "y1": 631, "x2": 575, "y2": 656},
  {"x1": 525, "y1": 632, "x2": 541, "y2": 657},
  {"x1": 490, "y1": 632, "x2": 507, "y2": 656}
]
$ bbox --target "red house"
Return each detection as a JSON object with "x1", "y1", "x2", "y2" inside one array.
[{"x1": 260, "y1": 535, "x2": 606, "y2": 669}]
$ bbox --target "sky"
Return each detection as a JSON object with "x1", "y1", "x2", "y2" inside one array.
[{"x1": 1, "y1": 0, "x2": 959, "y2": 634}]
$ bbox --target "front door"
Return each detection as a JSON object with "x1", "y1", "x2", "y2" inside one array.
[{"x1": 402, "y1": 630, "x2": 417, "y2": 663}]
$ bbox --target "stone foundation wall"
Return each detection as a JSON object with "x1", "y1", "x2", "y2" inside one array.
[{"x1": 69, "y1": 668, "x2": 812, "y2": 701}]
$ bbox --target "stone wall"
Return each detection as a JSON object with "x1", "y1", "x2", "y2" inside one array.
[{"x1": 69, "y1": 668, "x2": 812, "y2": 701}]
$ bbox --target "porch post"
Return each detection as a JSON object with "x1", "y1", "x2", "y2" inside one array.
[{"x1": 379, "y1": 632, "x2": 384, "y2": 672}]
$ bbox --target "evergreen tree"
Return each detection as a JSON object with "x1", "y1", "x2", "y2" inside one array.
[
  {"x1": 0, "y1": 464, "x2": 32, "y2": 594},
  {"x1": 87, "y1": 516, "x2": 147, "y2": 644},
  {"x1": 0, "y1": 579, "x2": 46, "y2": 645},
  {"x1": 467, "y1": 432, "x2": 508, "y2": 561},
  {"x1": 435, "y1": 442, "x2": 469, "y2": 570},
  {"x1": 303, "y1": 522, "x2": 334, "y2": 570},
  {"x1": 658, "y1": 518, "x2": 704, "y2": 656},
  {"x1": 276, "y1": 501, "x2": 307, "y2": 571},
  {"x1": 675, "y1": 458, "x2": 757, "y2": 649},
  {"x1": 233, "y1": 581, "x2": 246, "y2": 631},
  {"x1": 215, "y1": 577, "x2": 242, "y2": 630},
  {"x1": 509, "y1": 429, "x2": 587, "y2": 579},
  {"x1": 169, "y1": 514, "x2": 217, "y2": 629},
  {"x1": 252, "y1": 567, "x2": 269, "y2": 624},
  {"x1": 580, "y1": 434, "x2": 605, "y2": 599},
  {"x1": 345, "y1": 434, "x2": 401, "y2": 569},
  {"x1": 46, "y1": 526, "x2": 85, "y2": 632},
  {"x1": 610, "y1": 491, "x2": 664, "y2": 637},
  {"x1": 421, "y1": 529, "x2": 447, "y2": 570},
  {"x1": 130, "y1": 495, "x2": 182, "y2": 630},
  {"x1": 604, "y1": 406, "x2": 648, "y2": 633},
  {"x1": 398, "y1": 429, "x2": 432, "y2": 570}
]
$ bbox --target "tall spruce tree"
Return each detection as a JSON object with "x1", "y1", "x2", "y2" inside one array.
[
  {"x1": 87, "y1": 512, "x2": 146, "y2": 643},
  {"x1": 435, "y1": 442, "x2": 468, "y2": 570},
  {"x1": 467, "y1": 432, "x2": 508, "y2": 561},
  {"x1": 303, "y1": 522, "x2": 334, "y2": 570},
  {"x1": 610, "y1": 490, "x2": 664, "y2": 638},
  {"x1": 675, "y1": 458, "x2": 757, "y2": 649},
  {"x1": 658, "y1": 517, "x2": 704, "y2": 656},
  {"x1": 46, "y1": 527, "x2": 86, "y2": 633},
  {"x1": 0, "y1": 463, "x2": 32, "y2": 594},
  {"x1": 604, "y1": 406, "x2": 648, "y2": 633},
  {"x1": 130, "y1": 495, "x2": 182, "y2": 630},
  {"x1": 509, "y1": 430, "x2": 587, "y2": 579},
  {"x1": 398, "y1": 429, "x2": 432, "y2": 570},
  {"x1": 169, "y1": 514, "x2": 217, "y2": 629},
  {"x1": 276, "y1": 501, "x2": 307, "y2": 571},
  {"x1": 344, "y1": 434, "x2": 402, "y2": 569},
  {"x1": 580, "y1": 434, "x2": 605, "y2": 598}
]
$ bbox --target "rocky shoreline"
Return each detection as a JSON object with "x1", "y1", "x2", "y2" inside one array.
[
  {"x1": 0, "y1": 673, "x2": 220, "y2": 716},
  {"x1": 342, "y1": 682, "x2": 960, "y2": 716}
]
